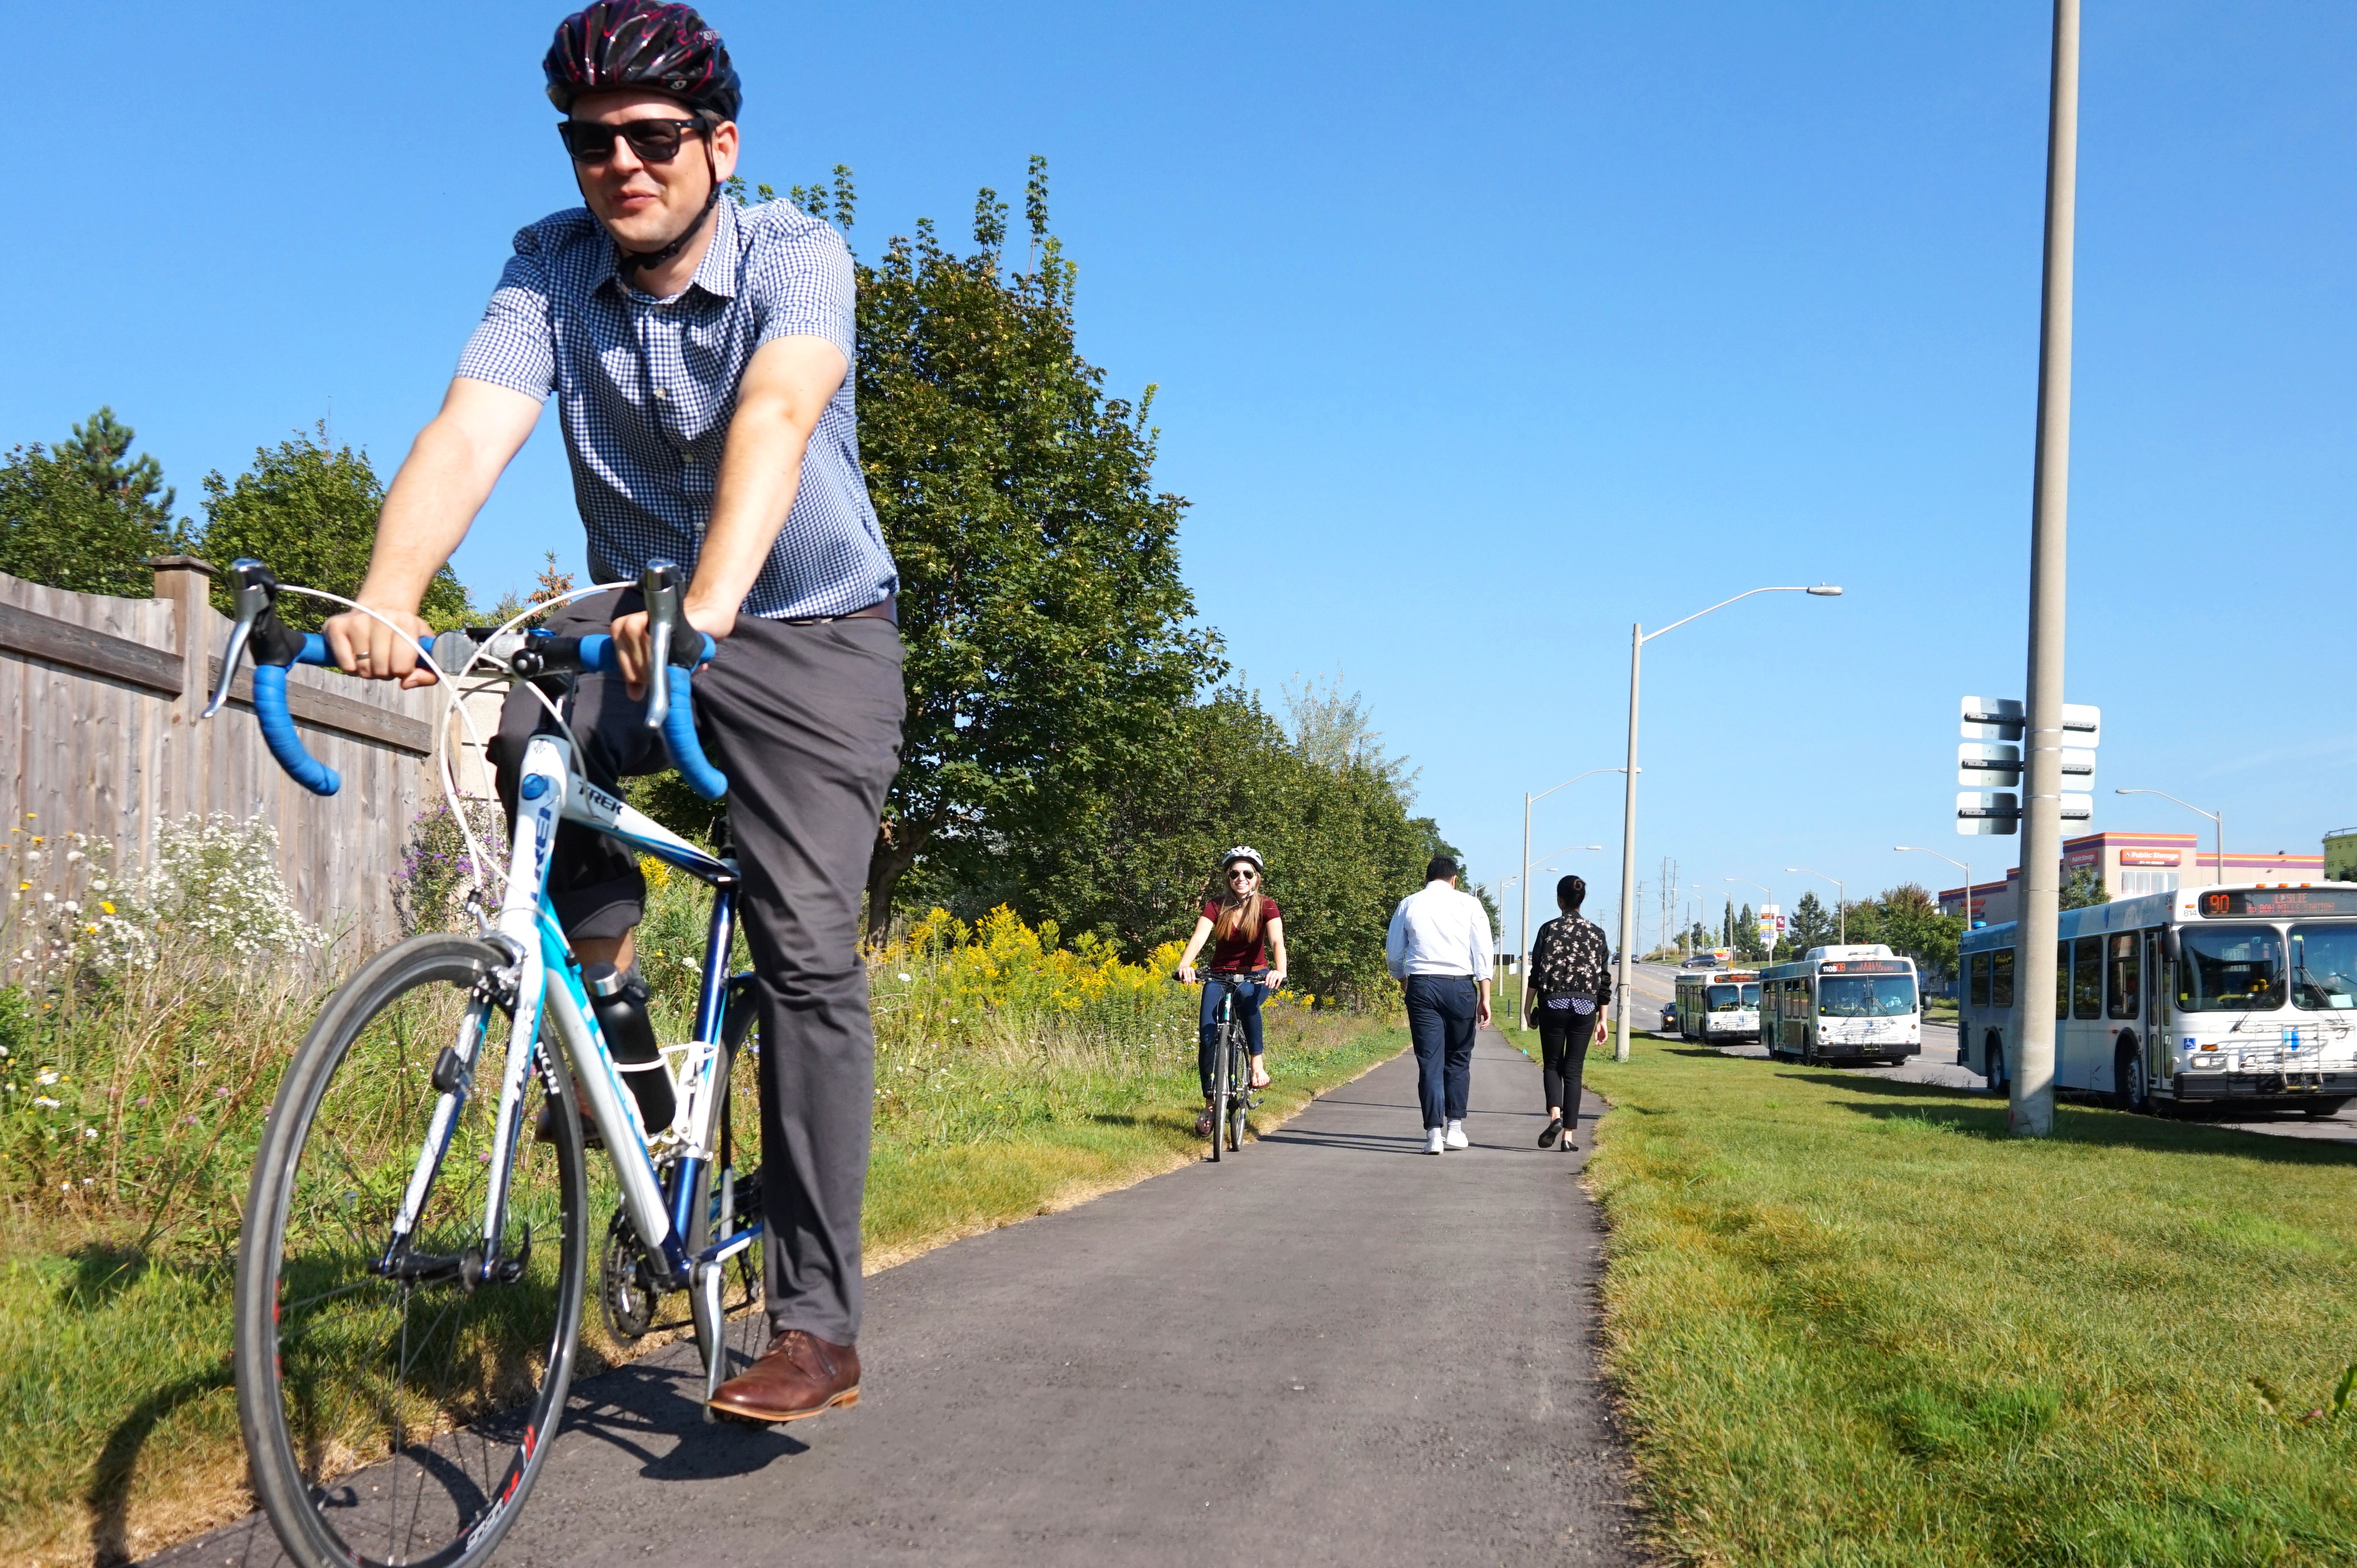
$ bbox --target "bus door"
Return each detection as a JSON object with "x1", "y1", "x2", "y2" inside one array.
[
  {"x1": 2143, "y1": 928, "x2": 2168, "y2": 1088},
  {"x1": 2103, "y1": 932, "x2": 2141, "y2": 1095}
]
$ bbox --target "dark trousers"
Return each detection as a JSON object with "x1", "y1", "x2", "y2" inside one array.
[
  {"x1": 1539, "y1": 1009, "x2": 1600, "y2": 1122},
  {"x1": 1197, "y1": 974, "x2": 1267, "y2": 1097},
  {"x1": 1403, "y1": 973, "x2": 1478, "y2": 1129},
  {"x1": 490, "y1": 591, "x2": 904, "y2": 1345}
]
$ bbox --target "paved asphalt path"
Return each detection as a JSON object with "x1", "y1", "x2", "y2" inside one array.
[{"x1": 148, "y1": 1030, "x2": 1641, "y2": 1568}]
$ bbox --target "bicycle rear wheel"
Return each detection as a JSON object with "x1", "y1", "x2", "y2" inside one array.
[{"x1": 235, "y1": 934, "x2": 588, "y2": 1568}]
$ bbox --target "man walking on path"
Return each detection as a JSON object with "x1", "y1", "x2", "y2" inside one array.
[{"x1": 1386, "y1": 855, "x2": 1496, "y2": 1154}]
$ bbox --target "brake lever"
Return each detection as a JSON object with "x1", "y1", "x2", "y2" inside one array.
[
  {"x1": 640, "y1": 559, "x2": 685, "y2": 730},
  {"x1": 203, "y1": 558, "x2": 278, "y2": 719}
]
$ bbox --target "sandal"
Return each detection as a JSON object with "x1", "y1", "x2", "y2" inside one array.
[{"x1": 1195, "y1": 1109, "x2": 1216, "y2": 1136}]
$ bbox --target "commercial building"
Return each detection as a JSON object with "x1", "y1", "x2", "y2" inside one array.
[
  {"x1": 1936, "y1": 830, "x2": 2327, "y2": 927},
  {"x1": 2327, "y1": 826, "x2": 2357, "y2": 883}
]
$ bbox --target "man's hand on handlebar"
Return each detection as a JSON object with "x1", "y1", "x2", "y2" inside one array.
[
  {"x1": 611, "y1": 600, "x2": 737, "y2": 699},
  {"x1": 323, "y1": 605, "x2": 439, "y2": 688}
]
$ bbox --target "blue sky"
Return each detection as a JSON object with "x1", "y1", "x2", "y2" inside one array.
[{"x1": 7, "y1": 2, "x2": 2351, "y2": 948}]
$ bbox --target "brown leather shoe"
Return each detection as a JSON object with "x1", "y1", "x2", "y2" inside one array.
[{"x1": 707, "y1": 1330, "x2": 861, "y2": 1424}]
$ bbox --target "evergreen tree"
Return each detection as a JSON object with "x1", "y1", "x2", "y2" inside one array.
[{"x1": 0, "y1": 408, "x2": 182, "y2": 595}]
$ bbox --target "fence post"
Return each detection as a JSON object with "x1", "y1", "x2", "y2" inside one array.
[{"x1": 147, "y1": 554, "x2": 214, "y2": 713}]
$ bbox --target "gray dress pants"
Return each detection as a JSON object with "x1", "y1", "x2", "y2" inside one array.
[{"x1": 490, "y1": 590, "x2": 905, "y2": 1345}]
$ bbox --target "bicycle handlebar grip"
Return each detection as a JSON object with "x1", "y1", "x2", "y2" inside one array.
[
  {"x1": 570, "y1": 634, "x2": 730, "y2": 800},
  {"x1": 252, "y1": 633, "x2": 341, "y2": 796}
]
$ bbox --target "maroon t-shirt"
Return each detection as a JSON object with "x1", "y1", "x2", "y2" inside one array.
[{"x1": 1201, "y1": 896, "x2": 1280, "y2": 972}]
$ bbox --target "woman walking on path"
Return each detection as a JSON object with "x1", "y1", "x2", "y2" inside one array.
[
  {"x1": 1176, "y1": 847, "x2": 1289, "y2": 1135},
  {"x1": 1526, "y1": 875, "x2": 1613, "y2": 1150}
]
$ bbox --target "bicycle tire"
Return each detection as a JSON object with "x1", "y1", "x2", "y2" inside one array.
[
  {"x1": 1208, "y1": 1015, "x2": 1229, "y2": 1164},
  {"x1": 235, "y1": 934, "x2": 588, "y2": 1568},
  {"x1": 1225, "y1": 1019, "x2": 1248, "y2": 1151}
]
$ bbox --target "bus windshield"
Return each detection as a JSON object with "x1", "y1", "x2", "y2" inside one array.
[
  {"x1": 1705, "y1": 985, "x2": 1741, "y2": 1012},
  {"x1": 1818, "y1": 975, "x2": 1916, "y2": 1017},
  {"x1": 2177, "y1": 925, "x2": 2284, "y2": 1012},
  {"x1": 2291, "y1": 925, "x2": 2357, "y2": 1010},
  {"x1": 1742, "y1": 983, "x2": 1760, "y2": 1007}
]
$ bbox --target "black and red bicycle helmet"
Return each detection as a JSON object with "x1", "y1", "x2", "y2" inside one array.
[{"x1": 544, "y1": 1, "x2": 741, "y2": 122}]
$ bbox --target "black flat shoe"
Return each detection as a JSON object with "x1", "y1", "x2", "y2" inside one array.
[{"x1": 1537, "y1": 1117, "x2": 1562, "y2": 1149}]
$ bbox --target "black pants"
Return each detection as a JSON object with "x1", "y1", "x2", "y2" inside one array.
[
  {"x1": 490, "y1": 591, "x2": 905, "y2": 1345},
  {"x1": 1403, "y1": 973, "x2": 1478, "y2": 1129},
  {"x1": 1539, "y1": 1010, "x2": 1599, "y2": 1123}
]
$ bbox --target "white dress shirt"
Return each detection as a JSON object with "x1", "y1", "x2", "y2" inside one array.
[{"x1": 1385, "y1": 880, "x2": 1496, "y2": 978}]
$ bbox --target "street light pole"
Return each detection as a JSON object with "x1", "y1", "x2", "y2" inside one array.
[
  {"x1": 1787, "y1": 867, "x2": 1848, "y2": 946},
  {"x1": 1726, "y1": 877, "x2": 1773, "y2": 959},
  {"x1": 1612, "y1": 584, "x2": 1843, "y2": 1062},
  {"x1": 2115, "y1": 788, "x2": 2225, "y2": 887},
  {"x1": 1895, "y1": 845, "x2": 1974, "y2": 929},
  {"x1": 1523, "y1": 771, "x2": 1625, "y2": 1033},
  {"x1": 2012, "y1": 0, "x2": 2083, "y2": 1140}
]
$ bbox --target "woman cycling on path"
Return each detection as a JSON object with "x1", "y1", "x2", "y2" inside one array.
[{"x1": 1175, "y1": 847, "x2": 1289, "y2": 1135}]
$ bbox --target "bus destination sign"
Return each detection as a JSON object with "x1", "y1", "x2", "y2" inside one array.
[
  {"x1": 1818, "y1": 960, "x2": 1911, "y2": 974},
  {"x1": 2197, "y1": 888, "x2": 2357, "y2": 919}
]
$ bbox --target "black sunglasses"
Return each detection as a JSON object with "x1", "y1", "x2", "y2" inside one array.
[{"x1": 558, "y1": 118, "x2": 706, "y2": 165}]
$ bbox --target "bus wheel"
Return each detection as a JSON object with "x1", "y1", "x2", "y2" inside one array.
[
  {"x1": 1983, "y1": 1033, "x2": 2007, "y2": 1095},
  {"x1": 2112, "y1": 1038, "x2": 2151, "y2": 1113},
  {"x1": 2300, "y1": 1098, "x2": 2351, "y2": 1119}
]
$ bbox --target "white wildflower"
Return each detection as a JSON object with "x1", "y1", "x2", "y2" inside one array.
[
  {"x1": 32, "y1": 1096, "x2": 60, "y2": 1109},
  {"x1": 36, "y1": 1070, "x2": 57, "y2": 1086}
]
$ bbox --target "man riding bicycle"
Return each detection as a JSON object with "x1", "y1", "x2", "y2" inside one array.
[
  {"x1": 1175, "y1": 847, "x2": 1289, "y2": 1134},
  {"x1": 322, "y1": 0, "x2": 901, "y2": 1425}
]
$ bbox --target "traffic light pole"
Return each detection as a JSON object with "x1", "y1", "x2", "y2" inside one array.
[{"x1": 2013, "y1": 0, "x2": 2080, "y2": 1139}]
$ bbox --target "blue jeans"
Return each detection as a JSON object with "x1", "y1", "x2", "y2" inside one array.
[
  {"x1": 1199, "y1": 974, "x2": 1267, "y2": 1097},
  {"x1": 1404, "y1": 973, "x2": 1478, "y2": 1129}
]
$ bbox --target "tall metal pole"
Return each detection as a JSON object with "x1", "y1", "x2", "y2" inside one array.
[
  {"x1": 2013, "y1": 0, "x2": 2080, "y2": 1139},
  {"x1": 1520, "y1": 792, "x2": 1533, "y2": 1033},
  {"x1": 1613, "y1": 625, "x2": 1642, "y2": 1063}
]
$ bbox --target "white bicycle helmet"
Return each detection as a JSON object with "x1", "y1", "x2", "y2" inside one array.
[{"x1": 1222, "y1": 846, "x2": 1266, "y2": 875}]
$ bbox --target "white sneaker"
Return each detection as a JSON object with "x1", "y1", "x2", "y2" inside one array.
[
  {"x1": 1424, "y1": 1128, "x2": 1446, "y2": 1155},
  {"x1": 1443, "y1": 1120, "x2": 1469, "y2": 1150}
]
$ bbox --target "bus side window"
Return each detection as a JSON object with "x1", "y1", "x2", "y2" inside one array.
[
  {"x1": 1992, "y1": 947, "x2": 2015, "y2": 1007},
  {"x1": 2057, "y1": 942, "x2": 2071, "y2": 1020},
  {"x1": 2072, "y1": 936, "x2": 2103, "y2": 1019},
  {"x1": 2144, "y1": 929, "x2": 2165, "y2": 1020},
  {"x1": 1969, "y1": 952, "x2": 1991, "y2": 1009},
  {"x1": 2107, "y1": 932, "x2": 2139, "y2": 1020}
]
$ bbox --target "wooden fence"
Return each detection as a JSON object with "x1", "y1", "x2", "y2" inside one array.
[{"x1": 1, "y1": 559, "x2": 500, "y2": 963}]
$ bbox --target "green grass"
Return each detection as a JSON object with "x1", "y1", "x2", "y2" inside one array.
[
  {"x1": 0, "y1": 1007, "x2": 1402, "y2": 1568},
  {"x1": 1584, "y1": 1036, "x2": 2357, "y2": 1567}
]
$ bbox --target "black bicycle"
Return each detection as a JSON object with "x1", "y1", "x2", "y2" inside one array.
[{"x1": 1202, "y1": 970, "x2": 1269, "y2": 1161}]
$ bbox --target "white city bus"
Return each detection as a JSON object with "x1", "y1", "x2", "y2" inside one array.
[
  {"x1": 1674, "y1": 969, "x2": 1760, "y2": 1042},
  {"x1": 1958, "y1": 883, "x2": 2357, "y2": 1114},
  {"x1": 1760, "y1": 945, "x2": 1922, "y2": 1065}
]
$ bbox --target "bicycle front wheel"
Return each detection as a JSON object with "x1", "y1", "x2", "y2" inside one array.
[
  {"x1": 1225, "y1": 1022, "x2": 1248, "y2": 1151},
  {"x1": 234, "y1": 934, "x2": 588, "y2": 1568},
  {"x1": 1208, "y1": 1018, "x2": 1230, "y2": 1164}
]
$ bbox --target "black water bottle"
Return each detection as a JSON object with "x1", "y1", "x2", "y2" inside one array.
[{"x1": 583, "y1": 963, "x2": 676, "y2": 1135}]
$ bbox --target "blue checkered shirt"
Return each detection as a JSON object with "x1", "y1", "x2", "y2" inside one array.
[{"x1": 455, "y1": 196, "x2": 897, "y2": 620}]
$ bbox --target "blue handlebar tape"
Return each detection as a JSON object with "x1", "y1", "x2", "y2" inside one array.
[
  {"x1": 570, "y1": 634, "x2": 729, "y2": 800},
  {"x1": 252, "y1": 663, "x2": 341, "y2": 796}
]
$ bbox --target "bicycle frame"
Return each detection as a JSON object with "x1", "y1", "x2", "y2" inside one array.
[{"x1": 383, "y1": 729, "x2": 753, "y2": 1300}]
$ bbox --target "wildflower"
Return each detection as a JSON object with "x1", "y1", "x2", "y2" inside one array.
[
  {"x1": 37, "y1": 1070, "x2": 57, "y2": 1086},
  {"x1": 214, "y1": 1086, "x2": 230, "y2": 1097},
  {"x1": 134, "y1": 1096, "x2": 149, "y2": 1108},
  {"x1": 898, "y1": 973, "x2": 914, "y2": 983},
  {"x1": 100, "y1": 901, "x2": 114, "y2": 915},
  {"x1": 83, "y1": 1127, "x2": 97, "y2": 1140},
  {"x1": 33, "y1": 1096, "x2": 60, "y2": 1109}
]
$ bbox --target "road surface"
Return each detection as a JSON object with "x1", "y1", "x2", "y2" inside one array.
[
  {"x1": 148, "y1": 1031, "x2": 1641, "y2": 1568},
  {"x1": 1625, "y1": 963, "x2": 2356, "y2": 1144}
]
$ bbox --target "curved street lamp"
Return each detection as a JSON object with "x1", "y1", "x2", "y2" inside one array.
[
  {"x1": 1786, "y1": 866, "x2": 1848, "y2": 946},
  {"x1": 1613, "y1": 585, "x2": 1842, "y2": 1060},
  {"x1": 2115, "y1": 787, "x2": 2224, "y2": 887}
]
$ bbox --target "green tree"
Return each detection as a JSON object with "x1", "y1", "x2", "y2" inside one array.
[
  {"x1": 197, "y1": 424, "x2": 468, "y2": 632},
  {"x1": 0, "y1": 408, "x2": 182, "y2": 595},
  {"x1": 1787, "y1": 890, "x2": 1836, "y2": 953},
  {"x1": 777, "y1": 160, "x2": 1222, "y2": 933},
  {"x1": 2060, "y1": 866, "x2": 2107, "y2": 910}
]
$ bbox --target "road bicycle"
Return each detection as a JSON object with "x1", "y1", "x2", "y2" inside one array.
[
  {"x1": 1202, "y1": 970, "x2": 1268, "y2": 1160},
  {"x1": 216, "y1": 558, "x2": 770, "y2": 1568}
]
